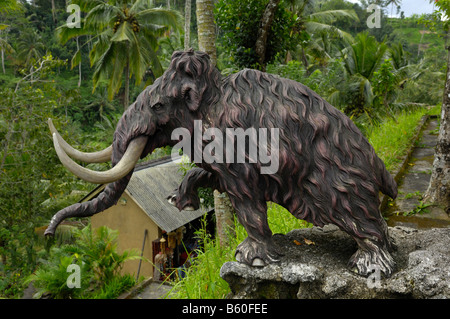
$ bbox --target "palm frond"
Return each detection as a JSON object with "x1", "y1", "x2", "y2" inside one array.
[
  {"x1": 135, "y1": 8, "x2": 182, "y2": 32},
  {"x1": 128, "y1": 32, "x2": 149, "y2": 84},
  {"x1": 0, "y1": 37, "x2": 14, "y2": 54},
  {"x1": 130, "y1": 0, "x2": 154, "y2": 13},
  {"x1": 343, "y1": 32, "x2": 387, "y2": 79},
  {"x1": 89, "y1": 29, "x2": 114, "y2": 67},
  {"x1": 92, "y1": 40, "x2": 115, "y2": 91},
  {"x1": 85, "y1": 3, "x2": 122, "y2": 31},
  {"x1": 305, "y1": 21, "x2": 354, "y2": 43},
  {"x1": 107, "y1": 42, "x2": 128, "y2": 100},
  {"x1": 55, "y1": 19, "x2": 95, "y2": 45},
  {"x1": 327, "y1": 89, "x2": 344, "y2": 108},
  {"x1": 110, "y1": 21, "x2": 134, "y2": 42},
  {"x1": 144, "y1": 41, "x2": 164, "y2": 78},
  {"x1": 69, "y1": 0, "x2": 106, "y2": 12},
  {"x1": 349, "y1": 73, "x2": 374, "y2": 107},
  {"x1": 309, "y1": 9, "x2": 359, "y2": 24}
]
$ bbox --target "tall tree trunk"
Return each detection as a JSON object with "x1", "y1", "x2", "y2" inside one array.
[
  {"x1": 255, "y1": 0, "x2": 280, "y2": 71},
  {"x1": 124, "y1": 57, "x2": 130, "y2": 112},
  {"x1": 1, "y1": 47, "x2": 4, "y2": 74},
  {"x1": 301, "y1": 45, "x2": 309, "y2": 74},
  {"x1": 196, "y1": 0, "x2": 217, "y2": 66},
  {"x1": 76, "y1": 37, "x2": 81, "y2": 87},
  {"x1": 214, "y1": 190, "x2": 236, "y2": 247},
  {"x1": 196, "y1": 0, "x2": 234, "y2": 247},
  {"x1": 51, "y1": 0, "x2": 57, "y2": 25},
  {"x1": 0, "y1": 29, "x2": 6, "y2": 74},
  {"x1": 423, "y1": 40, "x2": 450, "y2": 214},
  {"x1": 184, "y1": 0, "x2": 191, "y2": 50}
]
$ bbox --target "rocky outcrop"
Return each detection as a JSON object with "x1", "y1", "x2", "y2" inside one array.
[{"x1": 220, "y1": 225, "x2": 450, "y2": 299}]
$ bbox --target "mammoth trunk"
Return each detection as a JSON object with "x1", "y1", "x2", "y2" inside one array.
[
  {"x1": 45, "y1": 104, "x2": 156, "y2": 236},
  {"x1": 45, "y1": 134, "x2": 134, "y2": 236},
  {"x1": 44, "y1": 174, "x2": 132, "y2": 236}
]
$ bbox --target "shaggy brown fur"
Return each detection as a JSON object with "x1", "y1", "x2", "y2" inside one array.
[{"x1": 46, "y1": 50, "x2": 397, "y2": 277}]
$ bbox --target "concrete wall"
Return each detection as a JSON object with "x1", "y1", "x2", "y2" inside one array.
[{"x1": 91, "y1": 191, "x2": 160, "y2": 279}]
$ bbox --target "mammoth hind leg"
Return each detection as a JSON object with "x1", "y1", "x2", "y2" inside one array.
[
  {"x1": 342, "y1": 207, "x2": 395, "y2": 277},
  {"x1": 348, "y1": 237, "x2": 395, "y2": 278}
]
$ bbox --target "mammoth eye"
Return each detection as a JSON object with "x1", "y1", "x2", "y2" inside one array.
[
  {"x1": 152, "y1": 103, "x2": 163, "y2": 110},
  {"x1": 183, "y1": 88, "x2": 191, "y2": 101}
]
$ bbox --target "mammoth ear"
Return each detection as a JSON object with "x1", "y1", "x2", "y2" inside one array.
[{"x1": 182, "y1": 83, "x2": 201, "y2": 112}]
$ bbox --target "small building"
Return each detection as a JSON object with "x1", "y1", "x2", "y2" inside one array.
[{"x1": 83, "y1": 156, "x2": 212, "y2": 280}]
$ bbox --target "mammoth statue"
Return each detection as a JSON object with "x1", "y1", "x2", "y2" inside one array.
[{"x1": 46, "y1": 50, "x2": 397, "y2": 277}]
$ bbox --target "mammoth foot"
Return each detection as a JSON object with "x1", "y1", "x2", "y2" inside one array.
[
  {"x1": 235, "y1": 237, "x2": 283, "y2": 267},
  {"x1": 166, "y1": 191, "x2": 198, "y2": 211},
  {"x1": 348, "y1": 240, "x2": 395, "y2": 278}
]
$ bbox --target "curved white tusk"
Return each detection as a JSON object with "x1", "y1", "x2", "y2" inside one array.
[
  {"x1": 53, "y1": 133, "x2": 148, "y2": 184},
  {"x1": 48, "y1": 118, "x2": 113, "y2": 163}
]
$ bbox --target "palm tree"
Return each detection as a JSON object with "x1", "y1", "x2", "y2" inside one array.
[
  {"x1": 329, "y1": 32, "x2": 387, "y2": 120},
  {"x1": 57, "y1": 0, "x2": 181, "y2": 111},
  {"x1": 385, "y1": 0, "x2": 401, "y2": 17},
  {"x1": 0, "y1": 29, "x2": 14, "y2": 74},
  {"x1": 287, "y1": 0, "x2": 359, "y2": 71},
  {"x1": 184, "y1": 0, "x2": 192, "y2": 50},
  {"x1": 196, "y1": 0, "x2": 217, "y2": 65},
  {"x1": 16, "y1": 30, "x2": 45, "y2": 69},
  {"x1": 196, "y1": 0, "x2": 235, "y2": 248}
]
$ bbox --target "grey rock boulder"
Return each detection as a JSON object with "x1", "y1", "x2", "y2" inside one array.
[{"x1": 220, "y1": 225, "x2": 450, "y2": 299}]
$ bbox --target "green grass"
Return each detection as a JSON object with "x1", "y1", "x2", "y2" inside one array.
[
  {"x1": 387, "y1": 18, "x2": 445, "y2": 48},
  {"x1": 166, "y1": 105, "x2": 441, "y2": 299},
  {"x1": 166, "y1": 203, "x2": 310, "y2": 299},
  {"x1": 367, "y1": 105, "x2": 440, "y2": 173}
]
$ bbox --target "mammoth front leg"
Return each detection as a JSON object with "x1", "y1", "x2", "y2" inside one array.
[
  {"x1": 230, "y1": 197, "x2": 283, "y2": 267},
  {"x1": 167, "y1": 167, "x2": 221, "y2": 211}
]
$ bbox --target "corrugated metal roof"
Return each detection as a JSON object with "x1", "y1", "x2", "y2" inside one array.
[
  {"x1": 82, "y1": 156, "x2": 210, "y2": 233},
  {"x1": 124, "y1": 156, "x2": 209, "y2": 233}
]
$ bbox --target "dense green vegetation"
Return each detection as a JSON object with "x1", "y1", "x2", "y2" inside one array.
[
  {"x1": 29, "y1": 225, "x2": 141, "y2": 299},
  {"x1": 0, "y1": 0, "x2": 447, "y2": 298},
  {"x1": 167, "y1": 202, "x2": 312, "y2": 299}
]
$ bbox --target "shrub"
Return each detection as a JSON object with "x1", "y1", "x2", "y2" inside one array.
[
  {"x1": 28, "y1": 225, "x2": 141, "y2": 299},
  {"x1": 215, "y1": 0, "x2": 296, "y2": 69},
  {"x1": 167, "y1": 204, "x2": 311, "y2": 299}
]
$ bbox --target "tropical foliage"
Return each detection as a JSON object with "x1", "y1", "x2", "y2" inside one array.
[
  {"x1": 215, "y1": 0, "x2": 297, "y2": 70},
  {"x1": 0, "y1": 0, "x2": 448, "y2": 299},
  {"x1": 57, "y1": 0, "x2": 182, "y2": 110},
  {"x1": 28, "y1": 225, "x2": 140, "y2": 299}
]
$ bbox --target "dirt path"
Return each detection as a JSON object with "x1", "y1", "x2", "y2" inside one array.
[
  {"x1": 384, "y1": 118, "x2": 450, "y2": 229},
  {"x1": 132, "y1": 281, "x2": 173, "y2": 299}
]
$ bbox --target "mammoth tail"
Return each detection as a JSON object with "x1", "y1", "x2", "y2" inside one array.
[
  {"x1": 377, "y1": 160, "x2": 398, "y2": 200},
  {"x1": 44, "y1": 173, "x2": 132, "y2": 236}
]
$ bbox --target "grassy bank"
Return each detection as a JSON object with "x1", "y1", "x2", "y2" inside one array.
[
  {"x1": 166, "y1": 105, "x2": 441, "y2": 299},
  {"x1": 166, "y1": 203, "x2": 309, "y2": 299},
  {"x1": 367, "y1": 105, "x2": 440, "y2": 173}
]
